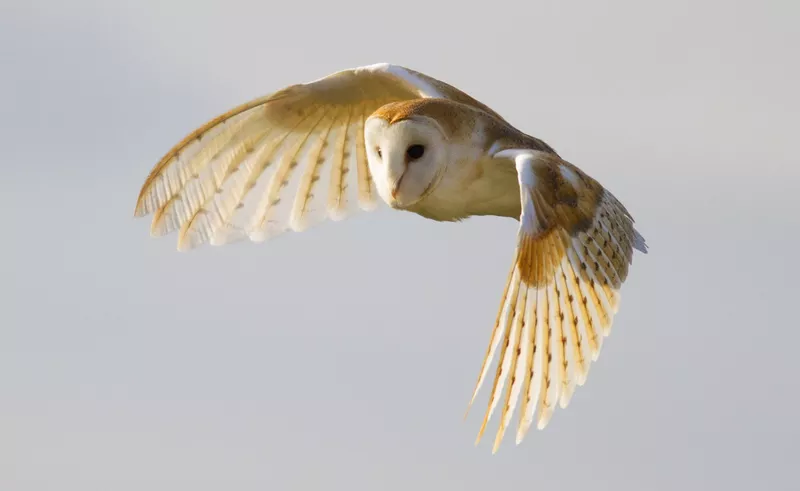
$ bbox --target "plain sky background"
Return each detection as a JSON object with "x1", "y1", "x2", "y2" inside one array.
[{"x1": 2, "y1": 1, "x2": 798, "y2": 490}]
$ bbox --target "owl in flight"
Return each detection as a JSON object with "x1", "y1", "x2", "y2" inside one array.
[{"x1": 133, "y1": 63, "x2": 647, "y2": 453}]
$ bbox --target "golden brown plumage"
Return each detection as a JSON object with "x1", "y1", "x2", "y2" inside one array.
[{"x1": 132, "y1": 63, "x2": 647, "y2": 452}]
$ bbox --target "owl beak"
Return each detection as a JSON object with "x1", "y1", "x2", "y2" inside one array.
[{"x1": 390, "y1": 173, "x2": 406, "y2": 200}]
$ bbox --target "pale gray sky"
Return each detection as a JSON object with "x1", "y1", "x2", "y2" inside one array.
[{"x1": 2, "y1": 1, "x2": 798, "y2": 490}]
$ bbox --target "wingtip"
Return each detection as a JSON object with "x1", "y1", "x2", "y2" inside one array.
[
  {"x1": 327, "y1": 205, "x2": 349, "y2": 222},
  {"x1": 559, "y1": 387, "x2": 574, "y2": 409},
  {"x1": 515, "y1": 420, "x2": 533, "y2": 446},
  {"x1": 492, "y1": 423, "x2": 508, "y2": 454},
  {"x1": 537, "y1": 410, "x2": 553, "y2": 430},
  {"x1": 633, "y1": 229, "x2": 648, "y2": 254},
  {"x1": 133, "y1": 196, "x2": 149, "y2": 218},
  {"x1": 149, "y1": 212, "x2": 173, "y2": 238},
  {"x1": 133, "y1": 176, "x2": 158, "y2": 218},
  {"x1": 289, "y1": 215, "x2": 310, "y2": 234},
  {"x1": 358, "y1": 197, "x2": 380, "y2": 213},
  {"x1": 463, "y1": 402, "x2": 473, "y2": 422},
  {"x1": 474, "y1": 417, "x2": 491, "y2": 447},
  {"x1": 175, "y1": 232, "x2": 197, "y2": 252}
]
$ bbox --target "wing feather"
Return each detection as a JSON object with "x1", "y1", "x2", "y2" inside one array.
[
  {"x1": 548, "y1": 236, "x2": 571, "y2": 411},
  {"x1": 326, "y1": 103, "x2": 355, "y2": 220},
  {"x1": 354, "y1": 103, "x2": 376, "y2": 211},
  {"x1": 290, "y1": 108, "x2": 344, "y2": 232},
  {"x1": 136, "y1": 104, "x2": 268, "y2": 219},
  {"x1": 555, "y1": 255, "x2": 581, "y2": 407},
  {"x1": 563, "y1": 249, "x2": 602, "y2": 361},
  {"x1": 176, "y1": 126, "x2": 276, "y2": 249},
  {"x1": 579, "y1": 231, "x2": 622, "y2": 312},
  {"x1": 535, "y1": 253, "x2": 554, "y2": 430},
  {"x1": 152, "y1": 114, "x2": 273, "y2": 238},
  {"x1": 246, "y1": 107, "x2": 331, "y2": 242},
  {"x1": 515, "y1": 275, "x2": 540, "y2": 443},
  {"x1": 206, "y1": 128, "x2": 285, "y2": 246},
  {"x1": 567, "y1": 246, "x2": 611, "y2": 339},
  {"x1": 571, "y1": 235, "x2": 618, "y2": 323},
  {"x1": 491, "y1": 272, "x2": 528, "y2": 452},
  {"x1": 475, "y1": 268, "x2": 522, "y2": 444},
  {"x1": 465, "y1": 261, "x2": 516, "y2": 417},
  {"x1": 538, "y1": 237, "x2": 562, "y2": 430},
  {"x1": 520, "y1": 256, "x2": 546, "y2": 438}
]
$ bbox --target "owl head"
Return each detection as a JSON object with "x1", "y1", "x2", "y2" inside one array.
[{"x1": 364, "y1": 103, "x2": 451, "y2": 209}]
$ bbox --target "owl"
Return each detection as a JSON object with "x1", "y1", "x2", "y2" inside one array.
[{"x1": 133, "y1": 63, "x2": 648, "y2": 453}]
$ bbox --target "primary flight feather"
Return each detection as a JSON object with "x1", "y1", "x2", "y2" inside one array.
[{"x1": 133, "y1": 63, "x2": 647, "y2": 452}]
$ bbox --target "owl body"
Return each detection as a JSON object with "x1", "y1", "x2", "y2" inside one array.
[
  {"x1": 133, "y1": 63, "x2": 647, "y2": 453},
  {"x1": 409, "y1": 153, "x2": 523, "y2": 222},
  {"x1": 365, "y1": 97, "x2": 546, "y2": 222}
]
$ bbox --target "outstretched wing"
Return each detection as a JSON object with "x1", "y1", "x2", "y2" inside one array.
[
  {"x1": 467, "y1": 149, "x2": 647, "y2": 453},
  {"x1": 134, "y1": 63, "x2": 496, "y2": 250}
]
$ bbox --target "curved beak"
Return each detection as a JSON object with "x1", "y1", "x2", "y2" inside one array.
[{"x1": 390, "y1": 172, "x2": 406, "y2": 200}]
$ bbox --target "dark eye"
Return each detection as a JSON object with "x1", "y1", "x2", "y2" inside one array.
[
  {"x1": 406, "y1": 144, "x2": 425, "y2": 161},
  {"x1": 376, "y1": 147, "x2": 382, "y2": 158}
]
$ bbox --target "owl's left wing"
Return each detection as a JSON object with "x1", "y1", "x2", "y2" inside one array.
[
  {"x1": 467, "y1": 149, "x2": 647, "y2": 453},
  {"x1": 134, "y1": 63, "x2": 497, "y2": 251}
]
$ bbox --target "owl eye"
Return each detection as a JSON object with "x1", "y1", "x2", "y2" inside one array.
[
  {"x1": 406, "y1": 144, "x2": 425, "y2": 161},
  {"x1": 376, "y1": 147, "x2": 382, "y2": 158}
]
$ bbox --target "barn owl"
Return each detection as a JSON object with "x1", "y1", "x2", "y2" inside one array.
[{"x1": 133, "y1": 63, "x2": 647, "y2": 453}]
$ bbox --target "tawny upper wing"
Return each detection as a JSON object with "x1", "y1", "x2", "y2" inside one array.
[
  {"x1": 134, "y1": 63, "x2": 494, "y2": 250},
  {"x1": 467, "y1": 148, "x2": 647, "y2": 453}
]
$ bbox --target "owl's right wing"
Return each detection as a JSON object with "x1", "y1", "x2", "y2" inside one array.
[
  {"x1": 134, "y1": 63, "x2": 496, "y2": 251},
  {"x1": 467, "y1": 149, "x2": 647, "y2": 453}
]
